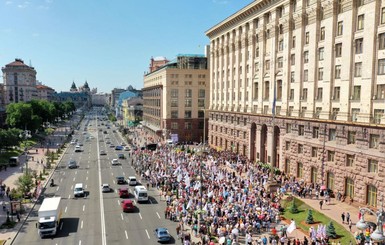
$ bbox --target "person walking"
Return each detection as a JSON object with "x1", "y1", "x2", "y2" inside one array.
[
  {"x1": 319, "y1": 200, "x2": 323, "y2": 210},
  {"x1": 346, "y1": 212, "x2": 351, "y2": 223},
  {"x1": 341, "y1": 212, "x2": 346, "y2": 224},
  {"x1": 348, "y1": 220, "x2": 353, "y2": 232}
]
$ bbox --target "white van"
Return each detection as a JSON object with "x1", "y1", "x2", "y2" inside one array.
[
  {"x1": 134, "y1": 185, "x2": 148, "y2": 202},
  {"x1": 128, "y1": 176, "x2": 137, "y2": 186},
  {"x1": 74, "y1": 183, "x2": 85, "y2": 197}
]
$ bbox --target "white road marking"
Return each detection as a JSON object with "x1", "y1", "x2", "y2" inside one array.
[
  {"x1": 75, "y1": 171, "x2": 77, "y2": 175},
  {"x1": 156, "y1": 212, "x2": 161, "y2": 219},
  {"x1": 63, "y1": 172, "x2": 66, "y2": 175},
  {"x1": 83, "y1": 205, "x2": 85, "y2": 212},
  {"x1": 73, "y1": 177, "x2": 76, "y2": 181},
  {"x1": 65, "y1": 206, "x2": 68, "y2": 213},
  {"x1": 60, "y1": 222, "x2": 63, "y2": 230},
  {"x1": 86, "y1": 176, "x2": 88, "y2": 181},
  {"x1": 121, "y1": 213, "x2": 124, "y2": 220},
  {"x1": 97, "y1": 130, "x2": 107, "y2": 245},
  {"x1": 125, "y1": 230, "x2": 128, "y2": 239},
  {"x1": 113, "y1": 180, "x2": 115, "y2": 184},
  {"x1": 120, "y1": 166, "x2": 123, "y2": 169},
  {"x1": 145, "y1": 229, "x2": 150, "y2": 239},
  {"x1": 71, "y1": 185, "x2": 73, "y2": 190},
  {"x1": 139, "y1": 213, "x2": 142, "y2": 219},
  {"x1": 68, "y1": 194, "x2": 71, "y2": 199},
  {"x1": 79, "y1": 240, "x2": 81, "y2": 245},
  {"x1": 85, "y1": 184, "x2": 87, "y2": 189},
  {"x1": 149, "y1": 198, "x2": 152, "y2": 204},
  {"x1": 115, "y1": 189, "x2": 117, "y2": 193},
  {"x1": 56, "y1": 186, "x2": 59, "y2": 191},
  {"x1": 87, "y1": 170, "x2": 89, "y2": 174},
  {"x1": 123, "y1": 172, "x2": 125, "y2": 176},
  {"x1": 111, "y1": 172, "x2": 113, "y2": 176},
  {"x1": 81, "y1": 220, "x2": 83, "y2": 229},
  {"x1": 60, "y1": 178, "x2": 63, "y2": 182},
  {"x1": 117, "y1": 200, "x2": 120, "y2": 205}
]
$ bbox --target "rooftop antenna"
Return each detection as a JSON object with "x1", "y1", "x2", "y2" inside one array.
[{"x1": 29, "y1": 60, "x2": 33, "y2": 67}]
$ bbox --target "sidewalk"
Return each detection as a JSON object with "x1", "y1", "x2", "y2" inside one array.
[{"x1": 0, "y1": 120, "x2": 76, "y2": 244}]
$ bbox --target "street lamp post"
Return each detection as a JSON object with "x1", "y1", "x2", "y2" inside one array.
[
  {"x1": 356, "y1": 195, "x2": 385, "y2": 244},
  {"x1": 19, "y1": 130, "x2": 32, "y2": 175}
]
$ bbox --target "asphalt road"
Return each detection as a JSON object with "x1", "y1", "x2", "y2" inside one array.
[{"x1": 13, "y1": 109, "x2": 179, "y2": 245}]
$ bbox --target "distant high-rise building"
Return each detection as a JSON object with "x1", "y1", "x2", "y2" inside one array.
[{"x1": 143, "y1": 54, "x2": 209, "y2": 143}]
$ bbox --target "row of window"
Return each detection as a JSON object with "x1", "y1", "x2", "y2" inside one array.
[
  {"x1": 170, "y1": 110, "x2": 205, "y2": 119},
  {"x1": 170, "y1": 74, "x2": 206, "y2": 79},
  {"x1": 287, "y1": 125, "x2": 381, "y2": 149},
  {"x1": 170, "y1": 99, "x2": 205, "y2": 108},
  {"x1": 170, "y1": 89, "x2": 205, "y2": 98},
  {"x1": 170, "y1": 121, "x2": 204, "y2": 130}
]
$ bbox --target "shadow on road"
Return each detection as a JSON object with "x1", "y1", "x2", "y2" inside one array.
[{"x1": 54, "y1": 217, "x2": 80, "y2": 238}]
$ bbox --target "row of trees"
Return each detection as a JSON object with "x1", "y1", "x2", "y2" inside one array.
[{"x1": 5, "y1": 100, "x2": 76, "y2": 132}]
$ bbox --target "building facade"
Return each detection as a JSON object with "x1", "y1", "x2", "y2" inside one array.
[
  {"x1": 36, "y1": 85, "x2": 55, "y2": 101},
  {"x1": 143, "y1": 54, "x2": 209, "y2": 143},
  {"x1": 2, "y1": 59, "x2": 37, "y2": 104},
  {"x1": 206, "y1": 0, "x2": 385, "y2": 207}
]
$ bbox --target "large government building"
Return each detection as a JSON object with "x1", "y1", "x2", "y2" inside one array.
[{"x1": 206, "y1": 0, "x2": 385, "y2": 206}]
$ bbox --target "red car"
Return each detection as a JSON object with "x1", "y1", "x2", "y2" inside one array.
[
  {"x1": 121, "y1": 200, "x2": 134, "y2": 212},
  {"x1": 118, "y1": 187, "x2": 129, "y2": 198}
]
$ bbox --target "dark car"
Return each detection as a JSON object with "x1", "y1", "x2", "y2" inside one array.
[
  {"x1": 68, "y1": 160, "x2": 77, "y2": 169},
  {"x1": 118, "y1": 187, "x2": 129, "y2": 198},
  {"x1": 154, "y1": 228, "x2": 171, "y2": 243},
  {"x1": 116, "y1": 176, "x2": 126, "y2": 184},
  {"x1": 118, "y1": 153, "x2": 125, "y2": 159},
  {"x1": 115, "y1": 145, "x2": 123, "y2": 150}
]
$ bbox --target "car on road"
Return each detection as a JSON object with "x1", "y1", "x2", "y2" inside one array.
[
  {"x1": 118, "y1": 153, "x2": 125, "y2": 159},
  {"x1": 109, "y1": 144, "x2": 115, "y2": 148},
  {"x1": 154, "y1": 228, "x2": 171, "y2": 243},
  {"x1": 121, "y1": 142, "x2": 126, "y2": 146},
  {"x1": 101, "y1": 184, "x2": 111, "y2": 193},
  {"x1": 111, "y1": 159, "x2": 119, "y2": 165},
  {"x1": 121, "y1": 199, "x2": 134, "y2": 212},
  {"x1": 75, "y1": 145, "x2": 82, "y2": 152},
  {"x1": 106, "y1": 141, "x2": 111, "y2": 144},
  {"x1": 115, "y1": 145, "x2": 123, "y2": 150},
  {"x1": 103, "y1": 131, "x2": 107, "y2": 134},
  {"x1": 68, "y1": 160, "x2": 77, "y2": 169},
  {"x1": 118, "y1": 187, "x2": 129, "y2": 198},
  {"x1": 100, "y1": 150, "x2": 106, "y2": 155},
  {"x1": 128, "y1": 176, "x2": 137, "y2": 186},
  {"x1": 116, "y1": 176, "x2": 126, "y2": 184},
  {"x1": 124, "y1": 146, "x2": 130, "y2": 151}
]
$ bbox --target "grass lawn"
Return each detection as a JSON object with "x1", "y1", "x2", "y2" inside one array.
[{"x1": 281, "y1": 197, "x2": 356, "y2": 244}]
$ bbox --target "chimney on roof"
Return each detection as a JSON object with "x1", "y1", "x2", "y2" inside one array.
[{"x1": 15, "y1": 58, "x2": 24, "y2": 63}]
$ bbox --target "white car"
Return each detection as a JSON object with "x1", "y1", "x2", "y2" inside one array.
[
  {"x1": 101, "y1": 184, "x2": 111, "y2": 193},
  {"x1": 124, "y1": 146, "x2": 130, "y2": 151},
  {"x1": 111, "y1": 159, "x2": 119, "y2": 165}
]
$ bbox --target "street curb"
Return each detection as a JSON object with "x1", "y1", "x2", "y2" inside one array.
[{"x1": 8, "y1": 130, "x2": 72, "y2": 245}]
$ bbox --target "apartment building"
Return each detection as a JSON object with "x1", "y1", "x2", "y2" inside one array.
[
  {"x1": 206, "y1": 0, "x2": 385, "y2": 206},
  {"x1": 143, "y1": 54, "x2": 209, "y2": 143},
  {"x1": 2, "y1": 59, "x2": 38, "y2": 104}
]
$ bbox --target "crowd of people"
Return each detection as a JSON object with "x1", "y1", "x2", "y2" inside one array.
[{"x1": 128, "y1": 128, "x2": 360, "y2": 245}]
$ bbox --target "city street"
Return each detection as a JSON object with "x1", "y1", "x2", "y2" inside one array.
[{"x1": 12, "y1": 110, "x2": 179, "y2": 245}]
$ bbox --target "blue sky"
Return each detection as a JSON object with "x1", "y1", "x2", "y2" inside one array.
[{"x1": 0, "y1": 0, "x2": 252, "y2": 93}]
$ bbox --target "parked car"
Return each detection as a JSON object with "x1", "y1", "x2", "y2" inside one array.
[
  {"x1": 154, "y1": 228, "x2": 171, "y2": 242},
  {"x1": 100, "y1": 150, "x2": 106, "y2": 155},
  {"x1": 124, "y1": 146, "x2": 130, "y2": 151},
  {"x1": 116, "y1": 176, "x2": 126, "y2": 184},
  {"x1": 101, "y1": 184, "x2": 111, "y2": 193},
  {"x1": 118, "y1": 187, "x2": 129, "y2": 198},
  {"x1": 115, "y1": 145, "x2": 123, "y2": 150},
  {"x1": 118, "y1": 153, "x2": 125, "y2": 159}
]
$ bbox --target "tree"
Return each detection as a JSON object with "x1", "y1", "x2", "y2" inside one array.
[
  {"x1": 6, "y1": 102, "x2": 33, "y2": 129},
  {"x1": 326, "y1": 221, "x2": 337, "y2": 239},
  {"x1": 289, "y1": 198, "x2": 299, "y2": 214},
  {"x1": 306, "y1": 209, "x2": 315, "y2": 224},
  {"x1": 15, "y1": 174, "x2": 34, "y2": 197}
]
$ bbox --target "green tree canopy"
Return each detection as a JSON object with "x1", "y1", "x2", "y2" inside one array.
[{"x1": 6, "y1": 102, "x2": 33, "y2": 129}]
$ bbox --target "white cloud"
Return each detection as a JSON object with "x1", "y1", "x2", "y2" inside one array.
[
  {"x1": 17, "y1": 1, "x2": 30, "y2": 8},
  {"x1": 5, "y1": 1, "x2": 13, "y2": 5},
  {"x1": 37, "y1": 5, "x2": 49, "y2": 10}
]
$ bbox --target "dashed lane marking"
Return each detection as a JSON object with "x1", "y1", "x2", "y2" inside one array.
[{"x1": 156, "y1": 212, "x2": 161, "y2": 219}]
